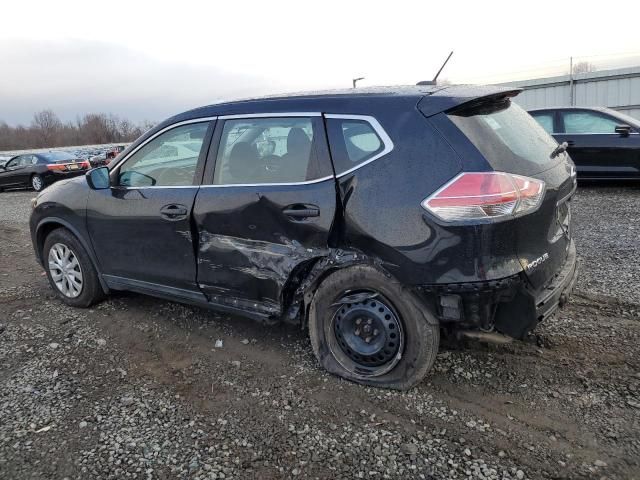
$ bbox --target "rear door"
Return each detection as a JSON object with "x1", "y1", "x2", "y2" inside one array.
[
  {"x1": 556, "y1": 109, "x2": 640, "y2": 178},
  {"x1": 193, "y1": 113, "x2": 336, "y2": 316},
  {"x1": 87, "y1": 119, "x2": 215, "y2": 294}
]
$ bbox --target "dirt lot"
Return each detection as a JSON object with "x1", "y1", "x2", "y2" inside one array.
[{"x1": 1, "y1": 186, "x2": 639, "y2": 480}]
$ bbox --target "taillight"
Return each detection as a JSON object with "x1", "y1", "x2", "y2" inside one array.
[
  {"x1": 46, "y1": 163, "x2": 66, "y2": 171},
  {"x1": 422, "y1": 172, "x2": 545, "y2": 222},
  {"x1": 79, "y1": 160, "x2": 90, "y2": 169}
]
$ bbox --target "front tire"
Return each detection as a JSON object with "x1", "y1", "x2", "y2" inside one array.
[
  {"x1": 308, "y1": 265, "x2": 440, "y2": 390},
  {"x1": 31, "y1": 174, "x2": 45, "y2": 192},
  {"x1": 43, "y1": 228, "x2": 104, "y2": 307}
]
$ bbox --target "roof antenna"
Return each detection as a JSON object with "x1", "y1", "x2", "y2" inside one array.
[{"x1": 417, "y1": 51, "x2": 454, "y2": 86}]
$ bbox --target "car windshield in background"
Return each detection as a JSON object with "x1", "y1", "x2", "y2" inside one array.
[
  {"x1": 448, "y1": 100, "x2": 559, "y2": 174},
  {"x1": 41, "y1": 151, "x2": 77, "y2": 162}
]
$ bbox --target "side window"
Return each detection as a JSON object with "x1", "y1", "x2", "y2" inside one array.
[
  {"x1": 118, "y1": 122, "x2": 209, "y2": 187},
  {"x1": 5, "y1": 157, "x2": 20, "y2": 168},
  {"x1": 214, "y1": 117, "x2": 327, "y2": 185},
  {"x1": 531, "y1": 112, "x2": 554, "y2": 134},
  {"x1": 326, "y1": 116, "x2": 389, "y2": 175},
  {"x1": 562, "y1": 111, "x2": 620, "y2": 134}
]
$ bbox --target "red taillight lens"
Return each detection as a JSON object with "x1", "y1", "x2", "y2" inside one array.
[
  {"x1": 46, "y1": 163, "x2": 66, "y2": 171},
  {"x1": 79, "y1": 160, "x2": 90, "y2": 169},
  {"x1": 422, "y1": 172, "x2": 545, "y2": 222}
]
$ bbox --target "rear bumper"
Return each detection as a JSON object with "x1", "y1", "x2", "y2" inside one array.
[
  {"x1": 531, "y1": 241, "x2": 577, "y2": 325},
  {"x1": 420, "y1": 240, "x2": 578, "y2": 339}
]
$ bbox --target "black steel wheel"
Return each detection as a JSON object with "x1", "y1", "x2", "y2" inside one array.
[
  {"x1": 308, "y1": 265, "x2": 440, "y2": 390},
  {"x1": 331, "y1": 292, "x2": 404, "y2": 376}
]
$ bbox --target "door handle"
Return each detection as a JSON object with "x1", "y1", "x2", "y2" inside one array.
[
  {"x1": 282, "y1": 204, "x2": 320, "y2": 219},
  {"x1": 160, "y1": 204, "x2": 188, "y2": 220}
]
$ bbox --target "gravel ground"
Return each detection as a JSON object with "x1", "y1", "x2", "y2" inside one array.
[{"x1": 0, "y1": 185, "x2": 639, "y2": 479}]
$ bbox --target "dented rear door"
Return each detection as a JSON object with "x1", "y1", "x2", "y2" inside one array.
[{"x1": 193, "y1": 114, "x2": 336, "y2": 315}]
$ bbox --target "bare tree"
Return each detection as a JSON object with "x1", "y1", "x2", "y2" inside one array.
[
  {"x1": 572, "y1": 61, "x2": 597, "y2": 75},
  {"x1": 31, "y1": 110, "x2": 62, "y2": 147},
  {"x1": 0, "y1": 110, "x2": 154, "y2": 150}
]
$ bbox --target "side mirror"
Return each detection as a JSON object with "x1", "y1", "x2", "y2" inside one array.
[
  {"x1": 615, "y1": 124, "x2": 632, "y2": 137},
  {"x1": 86, "y1": 166, "x2": 110, "y2": 190}
]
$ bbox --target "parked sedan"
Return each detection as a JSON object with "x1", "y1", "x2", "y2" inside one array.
[
  {"x1": 0, "y1": 155, "x2": 12, "y2": 168},
  {"x1": 529, "y1": 106, "x2": 640, "y2": 179},
  {"x1": 30, "y1": 85, "x2": 577, "y2": 389},
  {"x1": 0, "y1": 152, "x2": 90, "y2": 192}
]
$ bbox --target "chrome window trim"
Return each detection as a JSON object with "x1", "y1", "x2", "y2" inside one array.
[
  {"x1": 549, "y1": 132, "x2": 640, "y2": 135},
  {"x1": 218, "y1": 112, "x2": 321, "y2": 120},
  {"x1": 324, "y1": 114, "x2": 394, "y2": 178},
  {"x1": 109, "y1": 116, "x2": 218, "y2": 172},
  {"x1": 200, "y1": 175, "x2": 334, "y2": 188},
  {"x1": 109, "y1": 112, "x2": 395, "y2": 189},
  {"x1": 112, "y1": 185, "x2": 201, "y2": 190}
]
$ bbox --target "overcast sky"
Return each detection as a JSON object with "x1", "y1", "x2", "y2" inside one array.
[{"x1": 1, "y1": 0, "x2": 639, "y2": 125}]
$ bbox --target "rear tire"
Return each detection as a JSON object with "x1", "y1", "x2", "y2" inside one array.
[
  {"x1": 31, "y1": 174, "x2": 45, "y2": 192},
  {"x1": 308, "y1": 265, "x2": 440, "y2": 390},
  {"x1": 43, "y1": 228, "x2": 105, "y2": 307}
]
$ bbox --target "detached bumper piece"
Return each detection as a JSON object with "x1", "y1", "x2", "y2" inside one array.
[{"x1": 421, "y1": 241, "x2": 577, "y2": 339}]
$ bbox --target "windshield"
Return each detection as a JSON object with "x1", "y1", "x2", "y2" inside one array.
[
  {"x1": 448, "y1": 100, "x2": 560, "y2": 173},
  {"x1": 41, "y1": 151, "x2": 77, "y2": 162}
]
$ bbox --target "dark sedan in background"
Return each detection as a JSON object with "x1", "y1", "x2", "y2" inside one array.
[
  {"x1": 529, "y1": 106, "x2": 640, "y2": 179},
  {"x1": 0, "y1": 152, "x2": 90, "y2": 192}
]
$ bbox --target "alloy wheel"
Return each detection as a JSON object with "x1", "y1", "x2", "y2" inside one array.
[
  {"x1": 32, "y1": 175, "x2": 43, "y2": 191},
  {"x1": 48, "y1": 243, "x2": 83, "y2": 298}
]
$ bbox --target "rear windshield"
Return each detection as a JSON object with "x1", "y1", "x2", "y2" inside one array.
[
  {"x1": 448, "y1": 99, "x2": 559, "y2": 172},
  {"x1": 41, "y1": 151, "x2": 77, "y2": 162}
]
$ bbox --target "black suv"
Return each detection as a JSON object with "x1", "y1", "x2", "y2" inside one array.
[
  {"x1": 30, "y1": 86, "x2": 577, "y2": 389},
  {"x1": 529, "y1": 106, "x2": 640, "y2": 179}
]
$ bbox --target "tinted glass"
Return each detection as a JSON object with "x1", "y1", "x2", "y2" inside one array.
[
  {"x1": 118, "y1": 122, "x2": 209, "y2": 187},
  {"x1": 214, "y1": 117, "x2": 319, "y2": 185},
  {"x1": 326, "y1": 118, "x2": 385, "y2": 174},
  {"x1": 448, "y1": 100, "x2": 558, "y2": 170},
  {"x1": 531, "y1": 112, "x2": 554, "y2": 134},
  {"x1": 562, "y1": 111, "x2": 620, "y2": 134},
  {"x1": 41, "y1": 151, "x2": 76, "y2": 162}
]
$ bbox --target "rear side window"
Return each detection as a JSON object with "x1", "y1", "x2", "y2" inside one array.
[
  {"x1": 530, "y1": 112, "x2": 555, "y2": 134},
  {"x1": 214, "y1": 117, "x2": 330, "y2": 185},
  {"x1": 326, "y1": 116, "x2": 390, "y2": 175},
  {"x1": 562, "y1": 111, "x2": 620, "y2": 134},
  {"x1": 448, "y1": 100, "x2": 559, "y2": 171}
]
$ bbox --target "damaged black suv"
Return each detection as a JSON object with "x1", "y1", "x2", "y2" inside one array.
[{"x1": 30, "y1": 85, "x2": 577, "y2": 389}]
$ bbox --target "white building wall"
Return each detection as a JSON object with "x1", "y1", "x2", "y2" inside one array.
[{"x1": 498, "y1": 67, "x2": 640, "y2": 121}]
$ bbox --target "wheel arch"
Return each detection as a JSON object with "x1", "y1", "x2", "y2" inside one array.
[
  {"x1": 281, "y1": 249, "x2": 412, "y2": 329},
  {"x1": 35, "y1": 217, "x2": 109, "y2": 294}
]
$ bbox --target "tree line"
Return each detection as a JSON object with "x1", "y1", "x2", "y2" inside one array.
[{"x1": 0, "y1": 110, "x2": 155, "y2": 151}]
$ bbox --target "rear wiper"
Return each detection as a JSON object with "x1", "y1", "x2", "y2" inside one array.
[{"x1": 550, "y1": 142, "x2": 568, "y2": 159}]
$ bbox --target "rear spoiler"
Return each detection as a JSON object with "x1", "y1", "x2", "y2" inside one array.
[{"x1": 418, "y1": 85, "x2": 523, "y2": 117}]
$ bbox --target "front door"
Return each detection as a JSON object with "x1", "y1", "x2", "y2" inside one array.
[
  {"x1": 556, "y1": 109, "x2": 640, "y2": 178},
  {"x1": 87, "y1": 120, "x2": 214, "y2": 294},
  {"x1": 0, "y1": 156, "x2": 28, "y2": 188},
  {"x1": 193, "y1": 114, "x2": 337, "y2": 315}
]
